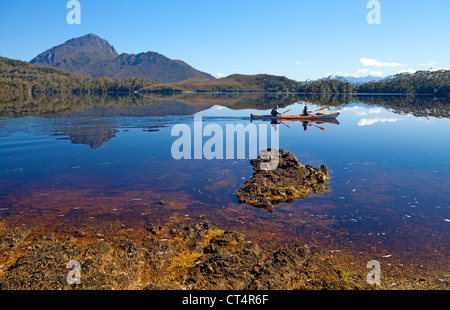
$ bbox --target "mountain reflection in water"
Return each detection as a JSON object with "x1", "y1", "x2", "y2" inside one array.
[{"x1": 0, "y1": 92, "x2": 449, "y2": 273}]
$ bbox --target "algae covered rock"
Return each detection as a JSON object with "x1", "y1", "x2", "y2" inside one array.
[{"x1": 236, "y1": 149, "x2": 329, "y2": 211}]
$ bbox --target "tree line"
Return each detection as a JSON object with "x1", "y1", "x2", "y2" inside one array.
[
  {"x1": 1, "y1": 56, "x2": 449, "y2": 96},
  {"x1": 252, "y1": 72, "x2": 449, "y2": 95},
  {"x1": 0, "y1": 56, "x2": 154, "y2": 94},
  {"x1": 355, "y1": 70, "x2": 449, "y2": 95}
]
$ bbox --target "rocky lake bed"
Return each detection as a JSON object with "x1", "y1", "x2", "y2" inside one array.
[{"x1": 0, "y1": 216, "x2": 448, "y2": 290}]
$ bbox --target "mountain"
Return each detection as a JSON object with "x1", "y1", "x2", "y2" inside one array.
[
  {"x1": 342, "y1": 76, "x2": 385, "y2": 84},
  {"x1": 30, "y1": 34, "x2": 119, "y2": 73},
  {"x1": 30, "y1": 34, "x2": 214, "y2": 83},
  {"x1": 4, "y1": 52, "x2": 448, "y2": 96},
  {"x1": 81, "y1": 51, "x2": 215, "y2": 82}
]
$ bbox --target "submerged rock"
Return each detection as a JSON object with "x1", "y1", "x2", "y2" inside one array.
[
  {"x1": 0, "y1": 227, "x2": 31, "y2": 249},
  {"x1": 236, "y1": 149, "x2": 329, "y2": 211}
]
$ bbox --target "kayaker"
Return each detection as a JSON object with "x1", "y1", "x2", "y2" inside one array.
[
  {"x1": 302, "y1": 105, "x2": 309, "y2": 116},
  {"x1": 271, "y1": 105, "x2": 281, "y2": 116}
]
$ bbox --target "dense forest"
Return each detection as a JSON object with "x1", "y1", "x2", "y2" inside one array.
[
  {"x1": 298, "y1": 77, "x2": 354, "y2": 94},
  {"x1": 355, "y1": 70, "x2": 449, "y2": 95},
  {"x1": 142, "y1": 74, "x2": 354, "y2": 94},
  {"x1": 143, "y1": 71, "x2": 449, "y2": 95},
  {"x1": 1, "y1": 56, "x2": 449, "y2": 96},
  {"x1": 0, "y1": 56, "x2": 154, "y2": 94}
]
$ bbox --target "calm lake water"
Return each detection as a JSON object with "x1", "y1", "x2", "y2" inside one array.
[{"x1": 0, "y1": 93, "x2": 449, "y2": 270}]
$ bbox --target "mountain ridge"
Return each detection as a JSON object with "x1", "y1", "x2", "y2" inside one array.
[
  {"x1": 30, "y1": 34, "x2": 214, "y2": 83},
  {"x1": 2, "y1": 54, "x2": 448, "y2": 96}
]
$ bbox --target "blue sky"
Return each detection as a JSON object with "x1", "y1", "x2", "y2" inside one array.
[{"x1": 0, "y1": 0, "x2": 449, "y2": 81}]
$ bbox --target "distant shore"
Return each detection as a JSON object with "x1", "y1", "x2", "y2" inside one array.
[{"x1": 1, "y1": 56, "x2": 449, "y2": 96}]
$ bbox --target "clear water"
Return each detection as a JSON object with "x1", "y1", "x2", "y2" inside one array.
[{"x1": 0, "y1": 93, "x2": 449, "y2": 269}]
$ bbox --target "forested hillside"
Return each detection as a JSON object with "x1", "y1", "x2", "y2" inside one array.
[
  {"x1": 1, "y1": 56, "x2": 449, "y2": 96},
  {"x1": 356, "y1": 70, "x2": 449, "y2": 95},
  {"x1": 143, "y1": 70, "x2": 449, "y2": 95},
  {"x1": 143, "y1": 74, "x2": 354, "y2": 93},
  {"x1": 0, "y1": 56, "x2": 154, "y2": 94}
]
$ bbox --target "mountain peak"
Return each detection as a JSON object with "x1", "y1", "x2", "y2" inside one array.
[
  {"x1": 63, "y1": 33, "x2": 117, "y2": 54},
  {"x1": 30, "y1": 33, "x2": 119, "y2": 72},
  {"x1": 29, "y1": 34, "x2": 215, "y2": 83}
]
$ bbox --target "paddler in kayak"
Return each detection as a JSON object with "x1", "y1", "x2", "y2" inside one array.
[
  {"x1": 271, "y1": 105, "x2": 282, "y2": 116},
  {"x1": 302, "y1": 105, "x2": 309, "y2": 116}
]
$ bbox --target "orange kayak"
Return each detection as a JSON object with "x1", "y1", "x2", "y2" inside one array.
[{"x1": 250, "y1": 112, "x2": 340, "y2": 120}]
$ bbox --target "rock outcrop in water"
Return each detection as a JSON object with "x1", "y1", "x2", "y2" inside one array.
[{"x1": 236, "y1": 149, "x2": 329, "y2": 211}]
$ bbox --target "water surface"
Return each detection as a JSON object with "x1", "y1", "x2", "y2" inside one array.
[{"x1": 0, "y1": 93, "x2": 449, "y2": 272}]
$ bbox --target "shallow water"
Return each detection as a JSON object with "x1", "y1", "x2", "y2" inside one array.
[{"x1": 0, "y1": 93, "x2": 449, "y2": 271}]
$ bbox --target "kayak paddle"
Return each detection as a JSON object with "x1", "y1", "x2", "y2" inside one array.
[{"x1": 310, "y1": 107, "x2": 326, "y2": 114}]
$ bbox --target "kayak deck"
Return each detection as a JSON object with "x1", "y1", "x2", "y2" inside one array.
[{"x1": 251, "y1": 112, "x2": 340, "y2": 120}]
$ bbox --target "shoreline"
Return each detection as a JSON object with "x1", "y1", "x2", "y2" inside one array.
[
  {"x1": 0, "y1": 217, "x2": 448, "y2": 290},
  {"x1": 0, "y1": 90, "x2": 445, "y2": 97}
]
